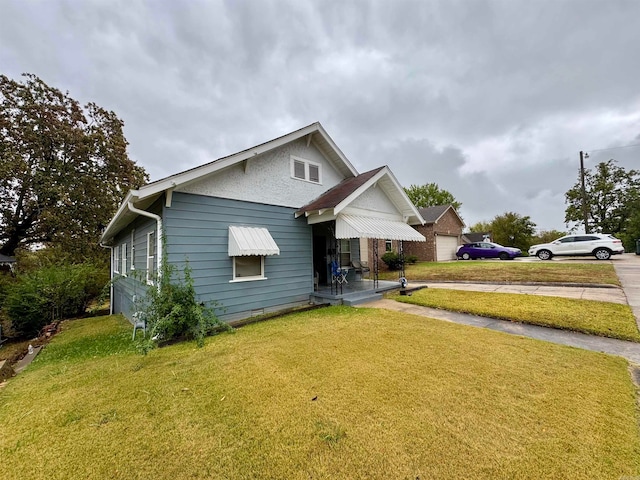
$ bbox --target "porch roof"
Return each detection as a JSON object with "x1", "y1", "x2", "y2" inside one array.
[{"x1": 336, "y1": 214, "x2": 426, "y2": 241}]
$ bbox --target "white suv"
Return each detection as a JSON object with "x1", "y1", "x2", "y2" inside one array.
[{"x1": 528, "y1": 234, "x2": 625, "y2": 260}]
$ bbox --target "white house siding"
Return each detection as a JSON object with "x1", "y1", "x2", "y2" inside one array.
[
  {"x1": 163, "y1": 192, "x2": 313, "y2": 322},
  {"x1": 178, "y1": 138, "x2": 345, "y2": 209},
  {"x1": 348, "y1": 184, "x2": 400, "y2": 217}
]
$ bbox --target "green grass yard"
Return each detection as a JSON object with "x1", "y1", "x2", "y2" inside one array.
[
  {"x1": 1, "y1": 309, "x2": 639, "y2": 479},
  {"x1": 390, "y1": 288, "x2": 640, "y2": 342},
  {"x1": 378, "y1": 261, "x2": 620, "y2": 285}
]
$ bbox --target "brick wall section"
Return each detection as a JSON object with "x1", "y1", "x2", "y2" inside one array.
[
  {"x1": 365, "y1": 209, "x2": 464, "y2": 268},
  {"x1": 404, "y1": 209, "x2": 464, "y2": 261}
]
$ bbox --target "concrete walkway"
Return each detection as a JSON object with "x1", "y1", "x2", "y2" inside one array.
[
  {"x1": 411, "y1": 281, "x2": 627, "y2": 304},
  {"x1": 358, "y1": 254, "x2": 640, "y2": 365}
]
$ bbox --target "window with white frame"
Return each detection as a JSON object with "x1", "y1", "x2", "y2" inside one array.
[
  {"x1": 232, "y1": 256, "x2": 265, "y2": 281},
  {"x1": 385, "y1": 239, "x2": 393, "y2": 252},
  {"x1": 146, "y1": 231, "x2": 156, "y2": 284},
  {"x1": 290, "y1": 156, "x2": 321, "y2": 184},
  {"x1": 340, "y1": 239, "x2": 351, "y2": 267},
  {"x1": 113, "y1": 245, "x2": 120, "y2": 274},
  {"x1": 121, "y1": 243, "x2": 127, "y2": 276},
  {"x1": 130, "y1": 230, "x2": 136, "y2": 271}
]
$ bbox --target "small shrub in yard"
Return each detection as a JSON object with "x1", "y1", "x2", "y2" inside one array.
[
  {"x1": 381, "y1": 251, "x2": 407, "y2": 270},
  {"x1": 405, "y1": 254, "x2": 418, "y2": 264},
  {"x1": 4, "y1": 263, "x2": 106, "y2": 337},
  {"x1": 137, "y1": 261, "x2": 231, "y2": 353}
]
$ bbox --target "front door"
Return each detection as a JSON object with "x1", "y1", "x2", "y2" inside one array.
[{"x1": 313, "y1": 235, "x2": 328, "y2": 285}]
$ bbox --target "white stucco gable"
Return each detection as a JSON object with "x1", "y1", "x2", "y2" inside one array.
[
  {"x1": 101, "y1": 122, "x2": 358, "y2": 244},
  {"x1": 178, "y1": 138, "x2": 345, "y2": 208}
]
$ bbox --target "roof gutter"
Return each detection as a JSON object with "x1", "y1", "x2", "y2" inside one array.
[
  {"x1": 127, "y1": 201, "x2": 163, "y2": 284},
  {"x1": 99, "y1": 242, "x2": 114, "y2": 315}
]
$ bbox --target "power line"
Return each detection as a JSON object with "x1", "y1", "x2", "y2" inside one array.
[{"x1": 585, "y1": 143, "x2": 640, "y2": 154}]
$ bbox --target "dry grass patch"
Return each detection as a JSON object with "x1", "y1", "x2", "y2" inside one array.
[
  {"x1": 379, "y1": 261, "x2": 620, "y2": 285},
  {"x1": 392, "y1": 288, "x2": 640, "y2": 342},
  {"x1": 1, "y1": 310, "x2": 639, "y2": 479}
]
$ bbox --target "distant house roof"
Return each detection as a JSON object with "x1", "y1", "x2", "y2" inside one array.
[
  {"x1": 417, "y1": 205, "x2": 464, "y2": 226},
  {"x1": 462, "y1": 232, "x2": 492, "y2": 243},
  {"x1": 0, "y1": 254, "x2": 16, "y2": 264}
]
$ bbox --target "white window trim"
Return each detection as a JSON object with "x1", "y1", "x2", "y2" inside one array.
[
  {"x1": 121, "y1": 243, "x2": 127, "y2": 277},
  {"x1": 290, "y1": 155, "x2": 322, "y2": 184},
  {"x1": 130, "y1": 229, "x2": 136, "y2": 271},
  {"x1": 114, "y1": 245, "x2": 120, "y2": 274},
  {"x1": 230, "y1": 256, "x2": 267, "y2": 283},
  {"x1": 146, "y1": 231, "x2": 155, "y2": 285}
]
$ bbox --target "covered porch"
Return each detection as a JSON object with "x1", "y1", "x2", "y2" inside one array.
[
  {"x1": 295, "y1": 165, "x2": 427, "y2": 305},
  {"x1": 309, "y1": 215, "x2": 425, "y2": 305},
  {"x1": 310, "y1": 277, "x2": 400, "y2": 306}
]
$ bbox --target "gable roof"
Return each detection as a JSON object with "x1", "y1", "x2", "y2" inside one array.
[
  {"x1": 295, "y1": 167, "x2": 385, "y2": 213},
  {"x1": 296, "y1": 166, "x2": 424, "y2": 226},
  {"x1": 101, "y1": 122, "x2": 358, "y2": 244},
  {"x1": 418, "y1": 205, "x2": 464, "y2": 226},
  {"x1": 0, "y1": 253, "x2": 16, "y2": 264}
]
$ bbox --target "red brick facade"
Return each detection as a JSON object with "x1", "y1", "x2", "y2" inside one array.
[{"x1": 404, "y1": 208, "x2": 464, "y2": 262}]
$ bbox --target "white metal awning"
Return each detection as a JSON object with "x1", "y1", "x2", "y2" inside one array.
[
  {"x1": 335, "y1": 214, "x2": 426, "y2": 241},
  {"x1": 228, "y1": 226, "x2": 280, "y2": 256}
]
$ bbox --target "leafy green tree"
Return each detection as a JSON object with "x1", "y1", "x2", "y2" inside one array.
[
  {"x1": 468, "y1": 221, "x2": 492, "y2": 233},
  {"x1": 404, "y1": 183, "x2": 462, "y2": 210},
  {"x1": 490, "y1": 212, "x2": 536, "y2": 251},
  {"x1": 565, "y1": 159, "x2": 640, "y2": 236},
  {"x1": 531, "y1": 230, "x2": 567, "y2": 245},
  {"x1": 0, "y1": 73, "x2": 148, "y2": 258}
]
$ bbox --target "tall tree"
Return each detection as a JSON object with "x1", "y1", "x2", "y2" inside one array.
[
  {"x1": 0, "y1": 74, "x2": 148, "y2": 258},
  {"x1": 404, "y1": 183, "x2": 462, "y2": 210},
  {"x1": 565, "y1": 159, "x2": 640, "y2": 235},
  {"x1": 532, "y1": 229, "x2": 567, "y2": 245},
  {"x1": 468, "y1": 221, "x2": 492, "y2": 233},
  {"x1": 490, "y1": 211, "x2": 536, "y2": 252}
]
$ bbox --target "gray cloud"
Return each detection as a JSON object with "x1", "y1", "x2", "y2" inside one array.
[{"x1": 2, "y1": 0, "x2": 639, "y2": 231}]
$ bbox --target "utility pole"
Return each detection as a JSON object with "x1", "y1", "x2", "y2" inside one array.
[{"x1": 580, "y1": 151, "x2": 590, "y2": 233}]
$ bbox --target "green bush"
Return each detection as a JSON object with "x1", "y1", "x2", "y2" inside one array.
[
  {"x1": 406, "y1": 254, "x2": 418, "y2": 264},
  {"x1": 4, "y1": 263, "x2": 106, "y2": 337},
  {"x1": 381, "y1": 251, "x2": 403, "y2": 270},
  {"x1": 137, "y1": 261, "x2": 230, "y2": 352}
]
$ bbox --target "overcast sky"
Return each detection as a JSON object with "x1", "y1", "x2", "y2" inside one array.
[{"x1": 2, "y1": 0, "x2": 640, "y2": 233}]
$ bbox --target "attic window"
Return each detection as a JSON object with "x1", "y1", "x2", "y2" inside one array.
[{"x1": 291, "y1": 156, "x2": 321, "y2": 184}]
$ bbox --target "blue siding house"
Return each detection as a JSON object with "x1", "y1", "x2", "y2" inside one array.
[{"x1": 100, "y1": 123, "x2": 425, "y2": 323}]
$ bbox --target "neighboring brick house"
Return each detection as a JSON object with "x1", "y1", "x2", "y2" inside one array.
[{"x1": 403, "y1": 205, "x2": 465, "y2": 262}]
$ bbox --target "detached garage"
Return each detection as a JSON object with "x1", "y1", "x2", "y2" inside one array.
[{"x1": 404, "y1": 205, "x2": 465, "y2": 262}]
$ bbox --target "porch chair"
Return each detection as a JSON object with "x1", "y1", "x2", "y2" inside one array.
[
  {"x1": 132, "y1": 311, "x2": 146, "y2": 340},
  {"x1": 331, "y1": 260, "x2": 348, "y2": 284},
  {"x1": 351, "y1": 259, "x2": 370, "y2": 279}
]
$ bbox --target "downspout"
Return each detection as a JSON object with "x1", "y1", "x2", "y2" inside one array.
[
  {"x1": 127, "y1": 202, "x2": 163, "y2": 284},
  {"x1": 99, "y1": 243, "x2": 114, "y2": 315}
]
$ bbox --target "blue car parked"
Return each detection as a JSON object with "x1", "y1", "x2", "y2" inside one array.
[{"x1": 456, "y1": 242, "x2": 521, "y2": 260}]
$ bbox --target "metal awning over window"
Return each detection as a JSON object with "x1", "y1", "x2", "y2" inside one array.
[
  {"x1": 335, "y1": 214, "x2": 426, "y2": 241},
  {"x1": 228, "y1": 226, "x2": 280, "y2": 256}
]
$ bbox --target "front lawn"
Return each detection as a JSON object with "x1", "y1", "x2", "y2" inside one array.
[
  {"x1": 391, "y1": 288, "x2": 640, "y2": 342},
  {"x1": 378, "y1": 261, "x2": 620, "y2": 285},
  {"x1": 1, "y1": 310, "x2": 639, "y2": 479}
]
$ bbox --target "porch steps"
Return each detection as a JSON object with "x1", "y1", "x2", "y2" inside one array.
[{"x1": 342, "y1": 292, "x2": 383, "y2": 306}]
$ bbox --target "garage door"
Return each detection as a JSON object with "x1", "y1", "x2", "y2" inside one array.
[{"x1": 436, "y1": 235, "x2": 459, "y2": 261}]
